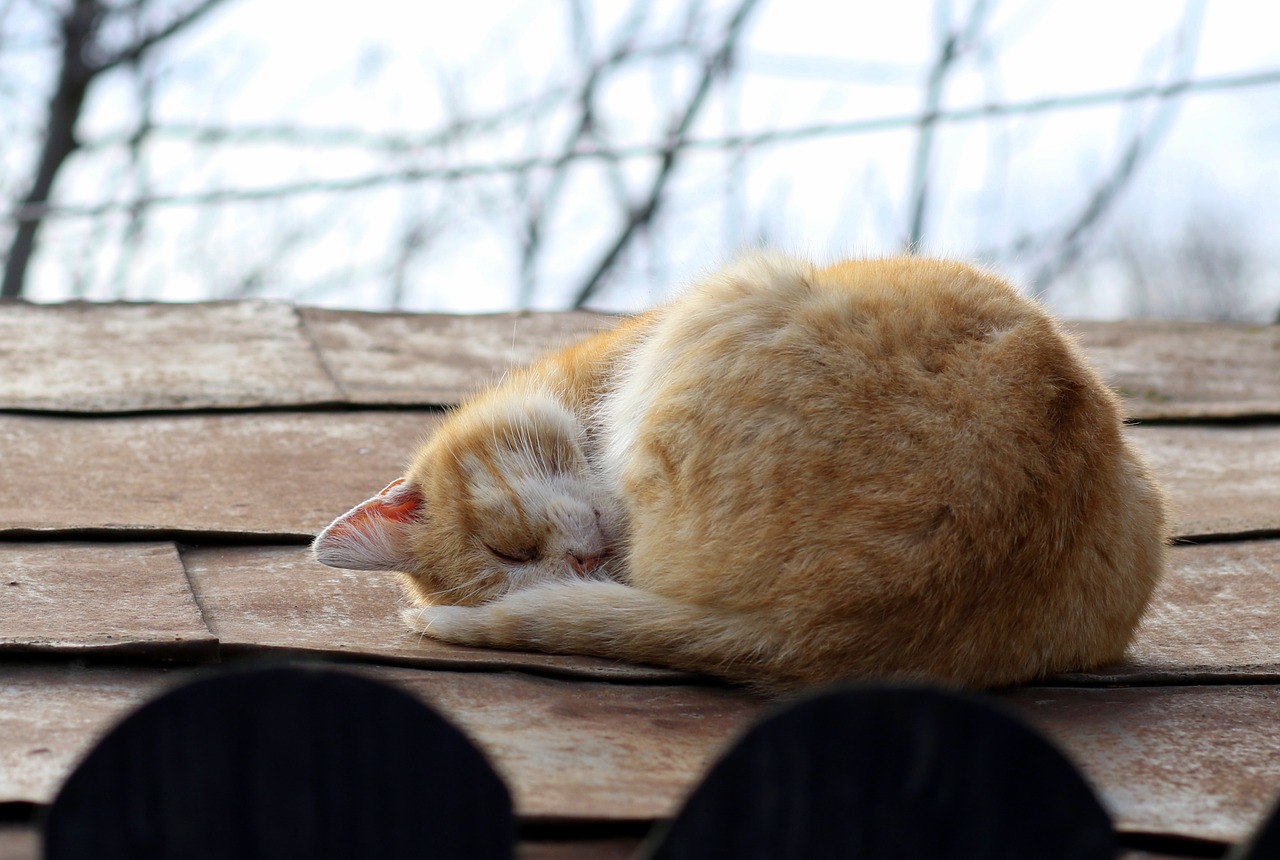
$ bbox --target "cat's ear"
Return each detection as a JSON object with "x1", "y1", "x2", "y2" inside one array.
[{"x1": 312, "y1": 478, "x2": 425, "y2": 571}]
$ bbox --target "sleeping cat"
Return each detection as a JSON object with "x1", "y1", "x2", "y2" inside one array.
[{"x1": 313, "y1": 253, "x2": 1168, "y2": 694}]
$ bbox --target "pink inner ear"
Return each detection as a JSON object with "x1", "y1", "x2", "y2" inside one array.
[
  {"x1": 372, "y1": 478, "x2": 422, "y2": 524},
  {"x1": 311, "y1": 480, "x2": 426, "y2": 571},
  {"x1": 337, "y1": 482, "x2": 424, "y2": 535}
]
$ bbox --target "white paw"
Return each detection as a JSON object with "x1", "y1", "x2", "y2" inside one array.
[{"x1": 400, "y1": 605, "x2": 487, "y2": 644}]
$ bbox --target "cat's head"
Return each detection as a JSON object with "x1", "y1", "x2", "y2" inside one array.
[{"x1": 312, "y1": 389, "x2": 621, "y2": 606}]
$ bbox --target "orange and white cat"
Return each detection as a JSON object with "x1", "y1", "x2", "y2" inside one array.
[{"x1": 314, "y1": 254, "x2": 1167, "y2": 693}]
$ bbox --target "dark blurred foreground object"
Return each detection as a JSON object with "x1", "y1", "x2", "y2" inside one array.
[
  {"x1": 54, "y1": 668, "x2": 1280, "y2": 859},
  {"x1": 44, "y1": 666, "x2": 514, "y2": 860},
  {"x1": 1231, "y1": 793, "x2": 1280, "y2": 860},
  {"x1": 642, "y1": 685, "x2": 1115, "y2": 860}
]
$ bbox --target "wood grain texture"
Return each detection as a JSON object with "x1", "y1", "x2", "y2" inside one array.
[
  {"x1": 1003, "y1": 685, "x2": 1280, "y2": 845},
  {"x1": 362, "y1": 666, "x2": 763, "y2": 823},
  {"x1": 1059, "y1": 540, "x2": 1280, "y2": 684},
  {"x1": 0, "y1": 829, "x2": 651, "y2": 860},
  {"x1": 1129, "y1": 425, "x2": 1280, "y2": 539},
  {"x1": 0, "y1": 828, "x2": 37, "y2": 860},
  {"x1": 0, "y1": 542, "x2": 215, "y2": 660},
  {"x1": 0, "y1": 666, "x2": 182, "y2": 804},
  {"x1": 5, "y1": 664, "x2": 1277, "y2": 844},
  {"x1": 0, "y1": 664, "x2": 762, "y2": 818},
  {"x1": 300, "y1": 308, "x2": 614, "y2": 405},
  {"x1": 1071, "y1": 319, "x2": 1280, "y2": 420},
  {"x1": 3, "y1": 302, "x2": 1274, "y2": 419},
  {"x1": 0, "y1": 412, "x2": 434, "y2": 538},
  {"x1": 182, "y1": 545, "x2": 692, "y2": 683},
  {"x1": 3, "y1": 415, "x2": 1272, "y2": 542},
  {"x1": 518, "y1": 840, "x2": 643, "y2": 860},
  {"x1": 185, "y1": 539, "x2": 1280, "y2": 686},
  {"x1": 0, "y1": 302, "x2": 339, "y2": 412},
  {"x1": 0, "y1": 830, "x2": 1204, "y2": 860}
]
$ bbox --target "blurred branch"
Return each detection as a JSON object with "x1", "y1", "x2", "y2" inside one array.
[
  {"x1": 13, "y1": 65, "x2": 1279, "y2": 226},
  {"x1": 516, "y1": 0, "x2": 652, "y2": 307},
  {"x1": 79, "y1": 95, "x2": 576, "y2": 152},
  {"x1": 1, "y1": 0, "x2": 231, "y2": 300},
  {"x1": 1027, "y1": 0, "x2": 1204, "y2": 293},
  {"x1": 94, "y1": 0, "x2": 224, "y2": 71},
  {"x1": 570, "y1": 0, "x2": 758, "y2": 308},
  {"x1": 1, "y1": 0, "x2": 98, "y2": 300},
  {"x1": 905, "y1": 0, "x2": 993, "y2": 250},
  {"x1": 1025, "y1": 129, "x2": 1155, "y2": 291},
  {"x1": 108, "y1": 57, "x2": 155, "y2": 297},
  {"x1": 77, "y1": 42, "x2": 695, "y2": 153}
]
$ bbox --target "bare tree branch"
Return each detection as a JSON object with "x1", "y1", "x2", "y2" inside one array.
[
  {"x1": 516, "y1": 0, "x2": 652, "y2": 307},
  {"x1": 1028, "y1": 0, "x2": 1205, "y2": 293},
  {"x1": 570, "y1": 0, "x2": 761, "y2": 308},
  {"x1": 93, "y1": 0, "x2": 226, "y2": 72},
  {"x1": 905, "y1": 0, "x2": 993, "y2": 250},
  {"x1": 12, "y1": 65, "x2": 1278, "y2": 228},
  {"x1": 1, "y1": 0, "x2": 98, "y2": 299},
  {"x1": 110, "y1": 56, "x2": 154, "y2": 298},
  {"x1": 1, "y1": 0, "x2": 231, "y2": 300}
]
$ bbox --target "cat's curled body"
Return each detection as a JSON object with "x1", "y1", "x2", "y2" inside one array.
[{"x1": 313, "y1": 254, "x2": 1167, "y2": 694}]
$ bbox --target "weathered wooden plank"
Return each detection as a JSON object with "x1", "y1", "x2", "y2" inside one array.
[
  {"x1": 1072, "y1": 319, "x2": 1280, "y2": 420},
  {"x1": 1, "y1": 302, "x2": 1272, "y2": 419},
  {"x1": 300, "y1": 308, "x2": 614, "y2": 405},
  {"x1": 0, "y1": 412, "x2": 432, "y2": 538},
  {"x1": 1060, "y1": 540, "x2": 1280, "y2": 684},
  {"x1": 411, "y1": 676, "x2": 1280, "y2": 842},
  {"x1": 0, "y1": 830, "x2": 1206, "y2": 860},
  {"x1": 0, "y1": 827, "x2": 37, "y2": 860},
  {"x1": 0, "y1": 828, "x2": 647, "y2": 860},
  {"x1": 306, "y1": 311, "x2": 1280, "y2": 418},
  {"x1": 181, "y1": 545, "x2": 691, "y2": 683},
  {"x1": 0, "y1": 543, "x2": 215, "y2": 661},
  {"x1": 1129, "y1": 425, "x2": 1280, "y2": 539},
  {"x1": 361, "y1": 667, "x2": 762, "y2": 823},
  {"x1": 189, "y1": 538, "x2": 1280, "y2": 687},
  {"x1": 518, "y1": 840, "x2": 643, "y2": 860},
  {"x1": 1003, "y1": 685, "x2": 1280, "y2": 845},
  {"x1": 0, "y1": 664, "x2": 762, "y2": 817},
  {"x1": 0, "y1": 666, "x2": 179, "y2": 804},
  {"x1": 2, "y1": 415, "x2": 1274, "y2": 541},
  {"x1": 5, "y1": 664, "x2": 1275, "y2": 844},
  {"x1": 0, "y1": 302, "x2": 340, "y2": 412}
]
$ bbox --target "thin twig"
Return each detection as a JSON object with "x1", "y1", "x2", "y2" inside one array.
[
  {"x1": 93, "y1": 0, "x2": 226, "y2": 72},
  {"x1": 1028, "y1": 0, "x2": 1205, "y2": 293},
  {"x1": 9, "y1": 65, "x2": 1279, "y2": 225},
  {"x1": 516, "y1": 0, "x2": 653, "y2": 307},
  {"x1": 905, "y1": 0, "x2": 992, "y2": 249},
  {"x1": 1, "y1": 0, "x2": 232, "y2": 299},
  {"x1": 570, "y1": 0, "x2": 761, "y2": 308}
]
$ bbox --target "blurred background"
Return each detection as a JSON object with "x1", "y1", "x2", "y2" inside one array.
[{"x1": 1, "y1": 0, "x2": 1278, "y2": 319}]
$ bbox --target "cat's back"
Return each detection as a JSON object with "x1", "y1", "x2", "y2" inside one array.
[
  {"x1": 605, "y1": 254, "x2": 1164, "y2": 686},
  {"x1": 607, "y1": 253, "x2": 1109, "y2": 504}
]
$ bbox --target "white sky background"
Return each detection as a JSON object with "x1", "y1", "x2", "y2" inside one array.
[{"x1": 4, "y1": 0, "x2": 1280, "y2": 318}]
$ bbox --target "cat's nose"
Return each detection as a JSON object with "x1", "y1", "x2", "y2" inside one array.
[{"x1": 568, "y1": 552, "x2": 603, "y2": 576}]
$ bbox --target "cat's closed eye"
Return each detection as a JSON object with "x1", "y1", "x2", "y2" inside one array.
[{"x1": 484, "y1": 542, "x2": 540, "y2": 565}]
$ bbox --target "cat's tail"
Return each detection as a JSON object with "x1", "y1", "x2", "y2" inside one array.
[{"x1": 401, "y1": 580, "x2": 806, "y2": 693}]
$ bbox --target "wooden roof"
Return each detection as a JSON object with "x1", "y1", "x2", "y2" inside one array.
[{"x1": 1, "y1": 302, "x2": 1278, "y2": 859}]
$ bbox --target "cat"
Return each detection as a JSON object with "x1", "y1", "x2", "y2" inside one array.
[{"x1": 313, "y1": 253, "x2": 1168, "y2": 694}]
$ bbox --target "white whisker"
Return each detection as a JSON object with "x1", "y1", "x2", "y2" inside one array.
[{"x1": 417, "y1": 569, "x2": 495, "y2": 603}]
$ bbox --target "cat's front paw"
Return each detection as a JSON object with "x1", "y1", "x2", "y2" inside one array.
[{"x1": 401, "y1": 605, "x2": 494, "y2": 646}]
